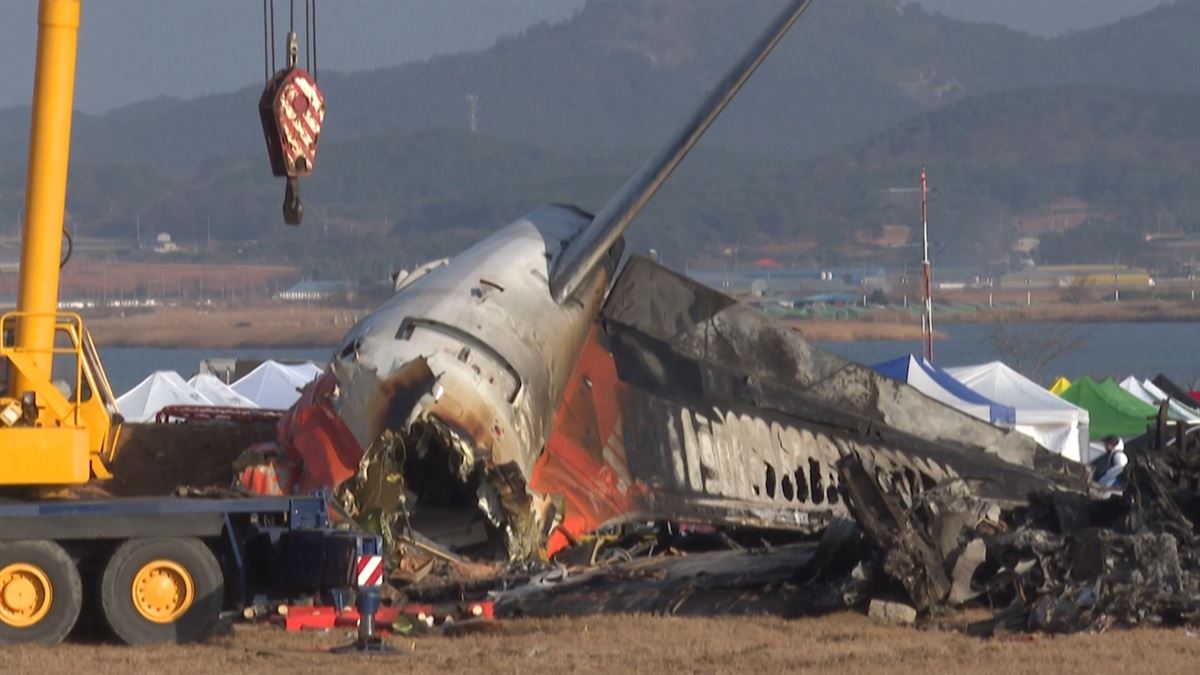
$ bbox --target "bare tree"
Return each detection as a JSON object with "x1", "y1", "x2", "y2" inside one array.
[
  {"x1": 1058, "y1": 275, "x2": 1089, "y2": 305},
  {"x1": 987, "y1": 321, "x2": 1089, "y2": 382}
]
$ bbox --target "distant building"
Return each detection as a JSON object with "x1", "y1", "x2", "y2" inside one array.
[
  {"x1": 792, "y1": 292, "x2": 860, "y2": 307},
  {"x1": 999, "y1": 264, "x2": 1153, "y2": 289},
  {"x1": 154, "y1": 232, "x2": 180, "y2": 254},
  {"x1": 854, "y1": 224, "x2": 912, "y2": 249},
  {"x1": 276, "y1": 280, "x2": 357, "y2": 301},
  {"x1": 1013, "y1": 198, "x2": 1092, "y2": 235}
]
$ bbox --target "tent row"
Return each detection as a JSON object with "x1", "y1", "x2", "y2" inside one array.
[
  {"x1": 873, "y1": 357, "x2": 1089, "y2": 463},
  {"x1": 116, "y1": 360, "x2": 323, "y2": 422},
  {"x1": 874, "y1": 355, "x2": 1200, "y2": 465}
]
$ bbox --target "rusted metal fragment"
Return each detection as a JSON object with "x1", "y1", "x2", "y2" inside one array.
[{"x1": 838, "y1": 455, "x2": 951, "y2": 611}]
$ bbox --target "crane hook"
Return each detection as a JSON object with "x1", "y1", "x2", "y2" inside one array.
[{"x1": 283, "y1": 176, "x2": 303, "y2": 226}]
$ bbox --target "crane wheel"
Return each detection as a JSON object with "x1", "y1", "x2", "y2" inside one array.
[
  {"x1": 0, "y1": 540, "x2": 82, "y2": 645},
  {"x1": 100, "y1": 537, "x2": 223, "y2": 645}
]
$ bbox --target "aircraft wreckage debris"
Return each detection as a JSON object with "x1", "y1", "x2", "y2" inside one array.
[
  {"x1": 836, "y1": 433, "x2": 1200, "y2": 635},
  {"x1": 392, "y1": 433, "x2": 1198, "y2": 638},
  {"x1": 217, "y1": 0, "x2": 1198, "y2": 639}
]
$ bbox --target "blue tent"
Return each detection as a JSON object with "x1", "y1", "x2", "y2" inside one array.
[{"x1": 873, "y1": 355, "x2": 1017, "y2": 426}]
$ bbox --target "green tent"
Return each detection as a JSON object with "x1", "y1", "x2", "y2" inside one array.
[{"x1": 1058, "y1": 376, "x2": 1158, "y2": 439}]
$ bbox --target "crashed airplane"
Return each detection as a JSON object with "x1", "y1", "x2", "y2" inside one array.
[{"x1": 246, "y1": 0, "x2": 1087, "y2": 563}]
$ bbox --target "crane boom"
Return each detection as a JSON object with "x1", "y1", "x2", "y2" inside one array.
[{"x1": 14, "y1": 0, "x2": 79, "y2": 394}]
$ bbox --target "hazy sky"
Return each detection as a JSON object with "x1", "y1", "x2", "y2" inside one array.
[{"x1": 0, "y1": 0, "x2": 1172, "y2": 113}]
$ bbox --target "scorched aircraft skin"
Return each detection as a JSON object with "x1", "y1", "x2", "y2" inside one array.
[{"x1": 266, "y1": 0, "x2": 1086, "y2": 562}]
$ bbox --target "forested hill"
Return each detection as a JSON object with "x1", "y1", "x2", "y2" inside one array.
[
  {"x1": 12, "y1": 86, "x2": 1191, "y2": 278},
  {"x1": 4, "y1": 0, "x2": 1200, "y2": 168}
]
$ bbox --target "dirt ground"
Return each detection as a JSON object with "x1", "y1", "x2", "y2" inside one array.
[{"x1": 7, "y1": 612, "x2": 1200, "y2": 674}]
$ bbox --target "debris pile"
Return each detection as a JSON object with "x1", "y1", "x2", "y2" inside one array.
[{"x1": 838, "y1": 437, "x2": 1200, "y2": 635}]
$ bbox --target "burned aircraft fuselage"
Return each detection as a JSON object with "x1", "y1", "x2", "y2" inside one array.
[
  {"x1": 279, "y1": 205, "x2": 617, "y2": 556},
  {"x1": 270, "y1": 0, "x2": 1084, "y2": 563}
]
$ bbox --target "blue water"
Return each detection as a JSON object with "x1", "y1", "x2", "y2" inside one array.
[
  {"x1": 816, "y1": 321, "x2": 1200, "y2": 388},
  {"x1": 93, "y1": 322, "x2": 1200, "y2": 395}
]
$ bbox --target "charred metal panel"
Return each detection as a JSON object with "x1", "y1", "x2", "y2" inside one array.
[
  {"x1": 535, "y1": 297, "x2": 1082, "y2": 549},
  {"x1": 281, "y1": 205, "x2": 624, "y2": 558},
  {"x1": 603, "y1": 256, "x2": 1084, "y2": 479}
]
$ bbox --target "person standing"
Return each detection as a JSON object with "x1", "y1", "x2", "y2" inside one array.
[{"x1": 1092, "y1": 435, "x2": 1128, "y2": 488}]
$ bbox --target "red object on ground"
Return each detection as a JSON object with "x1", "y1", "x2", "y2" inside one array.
[
  {"x1": 235, "y1": 453, "x2": 296, "y2": 496},
  {"x1": 751, "y1": 257, "x2": 783, "y2": 269},
  {"x1": 280, "y1": 601, "x2": 494, "y2": 632}
]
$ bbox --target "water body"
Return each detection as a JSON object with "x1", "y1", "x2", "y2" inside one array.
[
  {"x1": 817, "y1": 321, "x2": 1200, "y2": 387},
  {"x1": 93, "y1": 322, "x2": 1199, "y2": 396}
]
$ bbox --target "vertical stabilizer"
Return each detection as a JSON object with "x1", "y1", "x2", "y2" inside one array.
[{"x1": 549, "y1": 0, "x2": 813, "y2": 302}]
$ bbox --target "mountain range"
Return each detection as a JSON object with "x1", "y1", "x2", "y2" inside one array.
[{"x1": 2, "y1": 0, "x2": 1199, "y2": 276}]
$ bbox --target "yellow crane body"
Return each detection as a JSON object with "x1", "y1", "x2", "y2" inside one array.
[{"x1": 2, "y1": 0, "x2": 119, "y2": 487}]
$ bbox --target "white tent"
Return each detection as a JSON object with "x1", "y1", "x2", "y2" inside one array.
[
  {"x1": 874, "y1": 355, "x2": 1016, "y2": 426},
  {"x1": 1118, "y1": 376, "x2": 1200, "y2": 423},
  {"x1": 187, "y1": 373, "x2": 259, "y2": 408},
  {"x1": 117, "y1": 371, "x2": 213, "y2": 422},
  {"x1": 278, "y1": 361, "x2": 323, "y2": 383},
  {"x1": 230, "y1": 360, "x2": 321, "y2": 409},
  {"x1": 946, "y1": 361, "x2": 1090, "y2": 463}
]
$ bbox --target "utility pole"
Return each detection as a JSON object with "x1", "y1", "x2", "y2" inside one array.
[{"x1": 920, "y1": 166, "x2": 934, "y2": 362}]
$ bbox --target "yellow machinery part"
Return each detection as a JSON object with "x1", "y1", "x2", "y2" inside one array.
[
  {"x1": 131, "y1": 560, "x2": 194, "y2": 624},
  {"x1": 0, "y1": 313, "x2": 117, "y2": 486},
  {"x1": 14, "y1": 0, "x2": 80, "y2": 397},
  {"x1": 0, "y1": 563, "x2": 53, "y2": 628},
  {"x1": 0, "y1": 427, "x2": 91, "y2": 485}
]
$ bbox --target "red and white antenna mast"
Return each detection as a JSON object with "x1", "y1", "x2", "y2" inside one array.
[{"x1": 920, "y1": 166, "x2": 934, "y2": 362}]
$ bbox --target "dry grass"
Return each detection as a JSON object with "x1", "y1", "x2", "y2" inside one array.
[
  {"x1": 788, "y1": 319, "x2": 942, "y2": 342},
  {"x1": 7, "y1": 613, "x2": 1199, "y2": 675},
  {"x1": 960, "y1": 299, "x2": 1200, "y2": 324},
  {"x1": 84, "y1": 304, "x2": 362, "y2": 348}
]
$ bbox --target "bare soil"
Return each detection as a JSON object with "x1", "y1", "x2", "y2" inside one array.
[
  {"x1": 7, "y1": 612, "x2": 1199, "y2": 674},
  {"x1": 104, "y1": 421, "x2": 276, "y2": 496}
]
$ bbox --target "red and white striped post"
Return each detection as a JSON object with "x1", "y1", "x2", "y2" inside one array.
[{"x1": 333, "y1": 553, "x2": 389, "y2": 653}]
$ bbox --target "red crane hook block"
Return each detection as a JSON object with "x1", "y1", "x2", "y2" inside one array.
[{"x1": 260, "y1": 67, "x2": 325, "y2": 225}]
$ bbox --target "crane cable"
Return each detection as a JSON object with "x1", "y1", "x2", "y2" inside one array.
[
  {"x1": 306, "y1": 0, "x2": 318, "y2": 79},
  {"x1": 262, "y1": 1, "x2": 270, "y2": 83},
  {"x1": 263, "y1": 0, "x2": 318, "y2": 80}
]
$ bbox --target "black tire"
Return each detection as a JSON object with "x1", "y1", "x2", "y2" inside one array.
[
  {"x1": 0, "y1": 540, "x2": 82, "y2": 645},
  {"x1": 99, "y1": 537, "x2": 224, "y2": 645}
]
